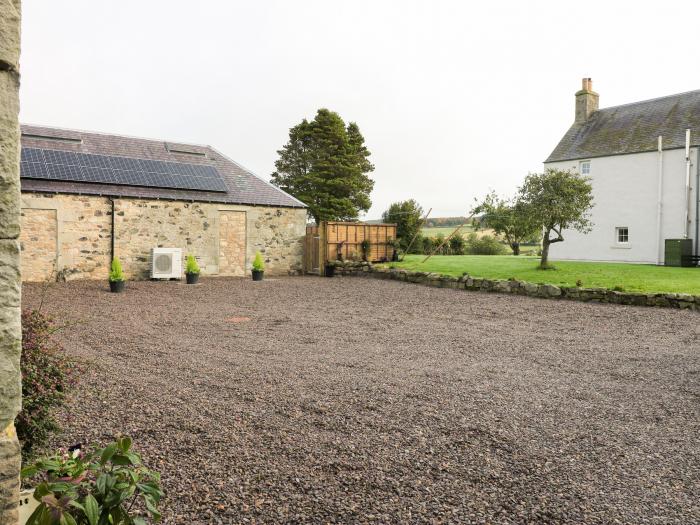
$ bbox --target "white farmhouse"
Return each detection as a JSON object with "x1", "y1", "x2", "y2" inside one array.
[{"x1": 545, "y1": 78, "x2": 700, "y2": 264}]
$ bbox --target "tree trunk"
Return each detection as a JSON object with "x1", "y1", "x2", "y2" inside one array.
[
  {"x1": 540, "y1": 235, "x2": 550, "y2": 268},
  {"x1": 511, "y1": 242, "x2": 520, "y2": 256}
]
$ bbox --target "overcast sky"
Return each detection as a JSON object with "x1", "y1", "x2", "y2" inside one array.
[{"x1": 19, "y1": 1, "x2": 700, "y2": 218}]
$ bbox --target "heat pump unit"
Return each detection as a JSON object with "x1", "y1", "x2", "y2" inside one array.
[{"x1": 151, "y1": 248, "x2": 182, "y2": 279}]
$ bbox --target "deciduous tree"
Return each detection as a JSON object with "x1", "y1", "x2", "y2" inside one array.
[
  {"x1": 518, "y1": 169, "x2": 593, "y2": 268},
  {"x1": 472, "y1": 191, "x2": 539, "y2": 255}
]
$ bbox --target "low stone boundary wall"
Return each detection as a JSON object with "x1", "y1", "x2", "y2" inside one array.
[{"x1": 330, "y1": 261, "x2": 699, "y2": 311}]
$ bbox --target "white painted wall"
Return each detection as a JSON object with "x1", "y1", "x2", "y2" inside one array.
[{"x1": 544, "y1": 147, "x2": 698, "y2": 264}]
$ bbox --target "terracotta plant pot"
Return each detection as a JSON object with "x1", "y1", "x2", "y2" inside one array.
[
  {"x1": 185, "y1": 272, "x2": 199, "y2": 284},
  {"x1": 252, "y1": 270, "x2": 264, "y2": 281},
  {"x1": 109, "y1": 280, "x2": 125, "y2": 293}
]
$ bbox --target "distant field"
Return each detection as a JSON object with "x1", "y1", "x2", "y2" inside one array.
[
  {"x1": 386, "y1": 255, "x2": 700, "y2": 294},
  {"x1": 421, "y1": 225, "x2": 477, "y2": 237}
]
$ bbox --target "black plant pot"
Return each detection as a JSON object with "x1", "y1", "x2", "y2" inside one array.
[
  {"x1": 252, "y1": 269, "x2": 264, "y2": 281},
  {"x1": 109, "y1": 280, "x2": 125, "y2": 293},
  {"x1": 324, "y1": 264, "x2": 335, "y2": 277},
  {"x1": 185, "y1": 272, "x2": 199, "y2": 285}
]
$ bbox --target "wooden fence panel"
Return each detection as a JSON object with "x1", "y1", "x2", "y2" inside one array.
[{"x1": 303, "y1": 222, "x2": 397, "y2": 274}]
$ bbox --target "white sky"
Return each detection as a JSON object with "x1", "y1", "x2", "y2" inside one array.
[{"x1": 19, "y1": 0, "x2": 700, "y2": 218}]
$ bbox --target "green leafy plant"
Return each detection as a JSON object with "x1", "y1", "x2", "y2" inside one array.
[
  {"x1": 448, "y1": 233, "x2": 466, "y2": 255},
  {"x1": 360, "y1": 239, "x2": 371, "y2": 261},
  {"x1": 185, "y1": 254, "x2": 200, "y2": 275},
  {"x1": 465, "y1": 233, "x2": 508, "y2": 255},
  {"x1": 22, "y1": 437, "x2": 163, "y2": 525},
  {"x1": 109, "y1": 258, "x2": 125, "y2": 283},
  {"x1": 382, "y1": 200, "x2": 423, "y2": 250},
  {"x1": 18, "y1": 309, "x2": 81, "y2": 458},
  {"x1": 420, "y1": 236, "x2": 433, "y2": 255},
  {"x1": 24, "y1": 447, "x2": 90, "y2": 483},
  {"x1": 252, "y1": 252, "x2": 265, "y2": 272}
]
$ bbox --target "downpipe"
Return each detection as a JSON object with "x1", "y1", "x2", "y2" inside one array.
[{"x1": 656, "y1": 136, "x2": 664, "y2": 265}]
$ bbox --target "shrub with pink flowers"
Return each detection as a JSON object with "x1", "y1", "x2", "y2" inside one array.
[{"x1": 18, "y1": 309, "x2": 82, "y2": 457}]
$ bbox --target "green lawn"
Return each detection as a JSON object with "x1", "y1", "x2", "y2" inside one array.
[{"x1": 385, "y1": 255, "x2": 700, "y2": 294}]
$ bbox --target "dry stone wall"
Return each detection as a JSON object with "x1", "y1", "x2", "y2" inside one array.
[
  {"x1": 332, "y1": 261, "x2": 700, "y2": 311},
  {"x1": 20, "y1": 193, "x2": 306, "y2": 281},
  {"x1": 0, "y1": 0, "x2": 22, "y2": 521}
]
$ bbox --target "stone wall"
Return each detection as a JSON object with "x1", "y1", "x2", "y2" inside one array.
[
  {"x1": 20, "y1": 193, "x2": 307, "y2": 281},
  {"x1": 0, "y1": 0, "x2": 22, "y2": 521},
  {"x1": 332, "y1": 261, "x2": 700, "y2": 311}
]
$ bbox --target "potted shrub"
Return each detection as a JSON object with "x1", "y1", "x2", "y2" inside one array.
[
  {"x1": 360, "y1": 239, "x2": 371, "y2": 262},
  {"x1": 252, "y1": 251, "x2": 264, "y2": 281},
  {"x1": 108, "y1": 257, "x2": 125, "y2": 293},
  {"x1": 21, "y1": 436, "x2": 163, "y2": 525},
  {"x1": 185, "y1": 254, "x2": 200, "y2": 284},
  {"x1": 388, "y1": 238, "x2": 401, "y2": 262}
]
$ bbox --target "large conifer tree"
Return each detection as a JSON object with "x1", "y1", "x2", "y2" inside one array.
[{"x1": 271, "y1": 109, "x2": 375, "y2": 223}]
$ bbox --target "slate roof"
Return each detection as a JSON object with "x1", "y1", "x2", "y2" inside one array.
[
  {"x1": 19, "y1": 124, "x2": 306, "y2": 208},
  {"x1": 546, "y1": 89, "x2": 700, "y2": 163}
]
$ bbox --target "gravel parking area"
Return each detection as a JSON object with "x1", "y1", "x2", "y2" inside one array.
[{"x1": 23, "y1": 276, "x2": 700, "y2": 524}]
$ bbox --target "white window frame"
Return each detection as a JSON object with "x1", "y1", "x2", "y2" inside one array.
[
  {"x1": 579, "y1": 160, "x2": 591, "y2": 175},
  {"x1": 615, "y1": 226, "x2": 629, "y2": 245}
]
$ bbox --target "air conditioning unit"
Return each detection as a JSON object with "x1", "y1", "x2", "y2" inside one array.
[{"x1": 151, "y1": 248, "x2": 182, "y2": 279}]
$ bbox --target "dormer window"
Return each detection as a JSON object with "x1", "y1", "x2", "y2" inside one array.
[{"x1": 580, "y1": 160, "x2": 591, "y2": 175}]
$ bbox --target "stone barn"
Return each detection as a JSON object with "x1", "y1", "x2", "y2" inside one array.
[{"x1": 18, "y1": 124, "x2": 307, "y2": 281}]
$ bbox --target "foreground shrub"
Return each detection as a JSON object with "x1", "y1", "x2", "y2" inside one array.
[
  {"x1": 18, "y1": 310, "x2": 81, "y2": 458},
  {"x1": 22, "y1": 436, "x2": 163, "y2": 524}
]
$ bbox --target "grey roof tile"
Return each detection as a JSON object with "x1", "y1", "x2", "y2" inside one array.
[
  {"x1": 19, "y1": 124, "x2": 306, "y2": 208},
  {"x1": 546, "y1": 89, "x2": 700, "y2": 163}
]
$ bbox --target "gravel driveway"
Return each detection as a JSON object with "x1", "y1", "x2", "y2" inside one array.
[{"x1": 23, "y1": 276, "x2": 700, "y2": 524}]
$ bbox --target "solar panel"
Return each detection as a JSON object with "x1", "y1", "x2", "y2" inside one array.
[{"x1": 20, "y1": 147, "x2": 227, "y2": 193}]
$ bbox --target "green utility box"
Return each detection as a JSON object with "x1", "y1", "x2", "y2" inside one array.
[{"x1": 664, "y1": 238, "x2": 693, "y2": 267}]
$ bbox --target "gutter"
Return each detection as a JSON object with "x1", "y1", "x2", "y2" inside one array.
[{"x1": 544, "y1": 144, "x2": 697, "y2": 164}]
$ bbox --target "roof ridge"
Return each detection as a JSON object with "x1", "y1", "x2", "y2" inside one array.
[
  {"x1": 20, "y1": 122, "x2": 212, "y2": 150},
  {"x1": 598, "y1": 88, "x2": 700, "y2": 113}
]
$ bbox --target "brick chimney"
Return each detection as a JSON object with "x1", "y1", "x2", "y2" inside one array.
[{"x1": 575, "y1": 77, "x2": 599, "y2": 123}]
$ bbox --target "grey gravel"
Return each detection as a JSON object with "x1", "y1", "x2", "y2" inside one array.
[{"x1": 23, "y1": 276, "x2": 700, "y2": 524}]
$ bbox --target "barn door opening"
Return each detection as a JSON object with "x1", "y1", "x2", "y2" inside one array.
[
  {"x1": 20, "y1": 208, "x2": 57, "y2": 281},
  {"x1": 218, "y1": 211, "x2": 246, "y2": 276}
]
